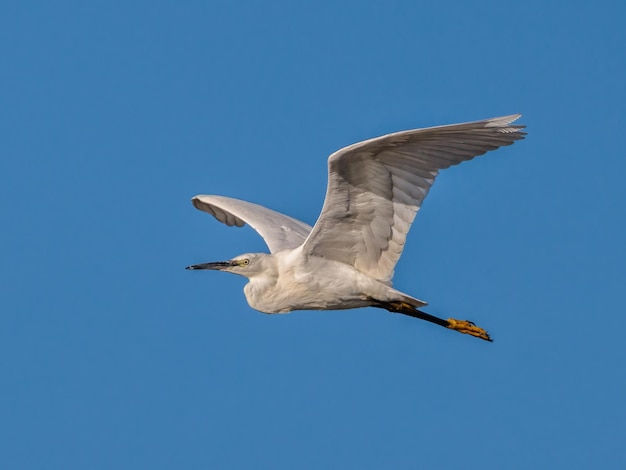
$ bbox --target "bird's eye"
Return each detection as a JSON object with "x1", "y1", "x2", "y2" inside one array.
[{"x1": 241, "y1": 259, "x2": 250, "y2": 266}]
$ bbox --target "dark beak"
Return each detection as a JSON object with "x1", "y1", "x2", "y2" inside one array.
[{"x1": 185, "y1": 261, "x2": 233, "y2": 270}]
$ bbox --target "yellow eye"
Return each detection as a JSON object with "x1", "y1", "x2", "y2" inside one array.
[{"x1": 241, "y1": 259, "x2": 250, "y2": 266}]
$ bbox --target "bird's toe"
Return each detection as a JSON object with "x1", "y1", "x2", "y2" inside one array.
[{"x1": 446, "y1": 318, "x2": 492, "y2": 342}]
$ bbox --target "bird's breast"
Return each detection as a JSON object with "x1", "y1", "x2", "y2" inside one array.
[{"x1": 243, "y1": 257, "x2": 381, "y2": 314}]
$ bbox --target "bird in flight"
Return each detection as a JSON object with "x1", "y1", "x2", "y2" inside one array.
[{"x1": 187, "y1": 115, "x2": 526, "y2": 341}]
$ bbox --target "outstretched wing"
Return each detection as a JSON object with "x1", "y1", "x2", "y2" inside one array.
[
  {"x1": 192, "y1": 195, "x2": 312, "y2": 253},
  {"x1": 302, "y1": 114, "x2": 526, "y2": 283}
]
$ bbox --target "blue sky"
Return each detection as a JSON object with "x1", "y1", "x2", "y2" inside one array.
[{"x1": 2, "y1": 1, "x2": 625, "y2": 468}]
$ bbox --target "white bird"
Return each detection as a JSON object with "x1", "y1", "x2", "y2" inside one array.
[{"x1": 187, "y1": 115, "x2": 526, "y2": 341}]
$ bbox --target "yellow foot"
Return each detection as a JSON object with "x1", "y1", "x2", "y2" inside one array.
[{"x1": 447, "y1": 318, "x2": 493, "y2": 342}]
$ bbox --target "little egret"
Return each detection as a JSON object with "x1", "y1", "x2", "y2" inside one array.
[{"x1": 187, "y1": 115, "x2": 526, "y2": 341}]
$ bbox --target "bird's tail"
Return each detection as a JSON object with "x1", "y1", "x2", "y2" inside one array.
[{"x1": 392, "y1": 290, "x2": 428, "y2": 309}]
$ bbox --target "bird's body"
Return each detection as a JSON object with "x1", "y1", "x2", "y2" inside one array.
[
  {"x1": 187, "y1": 115, "x2": 526, "y2": 341},
  {"x1": 238, "y1": 249, "x2": 424, "y2": 314}
]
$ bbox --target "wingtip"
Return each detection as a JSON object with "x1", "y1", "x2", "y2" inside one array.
[
  {"x1": 487, "y1": 114, "x2": 526, "y2": 138},
  {"x1": 488, "y1": 113, "x2": 523, "y2": 125},
  {"x1": 509, "y1": 113, "x2": 523, "y2": 124},
  {"x1": 191, "y1": 195, "x2": 208, "y2": 211}
]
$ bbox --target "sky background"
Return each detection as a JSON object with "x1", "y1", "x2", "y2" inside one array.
[{"x1": 2, "y1": 1, "x2": 625, "y2": 468}]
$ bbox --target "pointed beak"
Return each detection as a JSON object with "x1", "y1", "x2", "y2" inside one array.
[{"x1": 185, "y1": 261, "x2": 233, "y2": 270}]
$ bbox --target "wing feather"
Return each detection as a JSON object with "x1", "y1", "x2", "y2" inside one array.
[
  {"x1": 192, "y1": 195, "x2": 312, "y2": 253},
  {"x1": 302, "y1": 114, "x2": 526, "y2": 283}
]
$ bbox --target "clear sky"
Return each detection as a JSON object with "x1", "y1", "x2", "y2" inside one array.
[{"x1": 2, "y1": 1, "x2": 625, "y2": 469}]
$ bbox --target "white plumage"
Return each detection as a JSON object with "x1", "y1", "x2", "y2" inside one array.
[{"x1": 187, "y1": 115, "x2": 526, "y2": 341}]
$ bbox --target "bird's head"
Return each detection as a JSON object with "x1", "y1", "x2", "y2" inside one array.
[{"x1": 186, "y1": 253, "x2": 269, "y2": 279}]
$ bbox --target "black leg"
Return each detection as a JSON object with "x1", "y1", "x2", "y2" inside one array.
[{"x1": 385, "y1": 302, "x2": 449, "y2": 327}]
